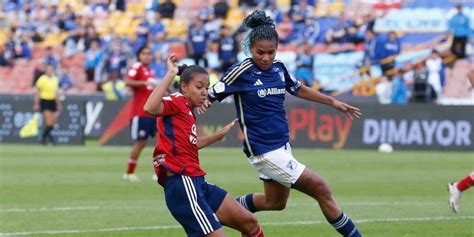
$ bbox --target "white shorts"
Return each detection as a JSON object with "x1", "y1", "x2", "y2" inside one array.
[{"x1": 248, "y1": 143, "x2": 306, "y2": 188}]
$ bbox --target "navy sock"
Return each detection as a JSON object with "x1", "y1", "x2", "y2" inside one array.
[
  {"x1": 329, "y1": 212, "x2": 361, "y2": 237},
  {"x1": 236, "y1": 194, "x2": 257, "y2": 213}
]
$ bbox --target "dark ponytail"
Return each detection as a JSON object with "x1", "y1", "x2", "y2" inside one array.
[
  {"x1": 177, "y1": 64, "x2": 208, "y2": 91},
  {"x1": 241, "y1": 10, "x2": 278, "y2": 56}
]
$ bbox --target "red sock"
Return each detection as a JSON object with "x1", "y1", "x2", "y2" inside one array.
[
  {"x1": 457, "y1": 172, "x2": 474, "y2": 192},
  {"x1": 242, "y1": 227, "x2": 264, "y2": 237},
  {"x1": 127, "y1": 159, "x2": 137, "y2": 174}
]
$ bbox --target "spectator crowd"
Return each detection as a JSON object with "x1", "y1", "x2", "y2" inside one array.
[{"x1": 0, "y1": 0, "x2": 472, "y2": 104}]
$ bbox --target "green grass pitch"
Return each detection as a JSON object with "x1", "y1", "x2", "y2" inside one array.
[{"x1": 1, "y1": 144, "x2": 473, "y2": 236}]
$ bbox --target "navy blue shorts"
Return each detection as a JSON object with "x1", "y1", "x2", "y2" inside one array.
[
  {"x1": 130, "y1": 116, "x2": 157, "y2": 141},
  {"x1": 164, "y1": 175, "x2": 227, "y2": 237}
]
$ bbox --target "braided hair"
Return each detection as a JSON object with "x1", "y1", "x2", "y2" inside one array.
[{"x1": 241, "y1": 10, "x2": 279, "y2": 57}]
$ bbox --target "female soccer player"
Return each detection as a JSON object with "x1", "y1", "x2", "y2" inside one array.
[
  {"x1": 34, "y1": 64, "x2": 61, "y2": 145},
  {"x1": 144, "y1": 54, "x2": 264, "y2": 237},
  {"x1": 123, "y1": 46, "x2": 160, "y2": 182},
  {"x1": 204, "y1": 10, "x2": 363, "y2": 237},
  {"x1": 449, "y1": 171, "x2": 474, "y2": 213}
]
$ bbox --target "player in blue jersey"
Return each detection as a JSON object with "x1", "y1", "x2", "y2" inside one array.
[{"x1": 203, "y1": 10, "x2": 363, "y2": 237}]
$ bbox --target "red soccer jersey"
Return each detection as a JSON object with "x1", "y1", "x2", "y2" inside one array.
[
  {"x1": 153, "y1": 93, "x2": 206, "y2": 182},
  {"x1": 127, "y1": 62, "x2": 156, "y2": 118}
]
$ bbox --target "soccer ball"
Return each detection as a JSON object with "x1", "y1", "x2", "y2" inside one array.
[{"x1": 378, "y1": 143, "x2": 393, "y2": 153}]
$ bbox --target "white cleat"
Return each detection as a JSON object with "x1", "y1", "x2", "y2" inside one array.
[
  {"x1": 152, "y1": 174, "x2": 158, "y2": 182},
  {"x1": 123, "y1": 173, "x2": 140, "y2": 183},
  {"x1": 448, "y1": 182, "x2": 461, "y2": 213}
]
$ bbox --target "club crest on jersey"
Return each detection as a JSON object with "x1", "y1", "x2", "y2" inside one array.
[
  {"x1": 214, "y1": 82, "x2": 226, "y2": 93},
  {"x1": 287, "y1": 160, "x2": 297, "y2": 170},
  {"x1": 257, "y1": 88, "x2": 286, "y2": 98}
]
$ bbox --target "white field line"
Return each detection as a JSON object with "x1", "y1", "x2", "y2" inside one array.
[
  {"x1": 0, "y1": 216, "x2": 472, "y2": 236},
  {"x1": 0, "y1": 206, "x2": 100, "y2": 213},
  {"x1": 288, "y1": 201, "x2": 442, "y2": 207},
  {"x1": 0, "y1": 201, "x2": 441, "y2": 213}
]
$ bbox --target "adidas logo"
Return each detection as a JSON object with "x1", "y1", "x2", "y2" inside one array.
[{"x1": 253, "y1": 79, "x2": 263, "y2": 86}]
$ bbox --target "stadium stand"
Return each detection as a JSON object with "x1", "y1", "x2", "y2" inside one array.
[{"x1": 0, "y1": 0, "x2": 472, "y2": 104}]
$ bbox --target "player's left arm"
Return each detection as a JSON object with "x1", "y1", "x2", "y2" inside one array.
[
  {"x1": 295, "y1": 85, "x2": 362, "y2": 120},
  {"x1": 197, "y1": 119, "x2": 237, "y2": 149}
]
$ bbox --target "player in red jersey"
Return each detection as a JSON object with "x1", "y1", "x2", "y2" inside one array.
[
  {"x1": 448, "y1": 171, "x2": 474, "y2": 213},
  {"x1": 143, "y1": 54, "x2": 264, "y2": 237},
  {"x1": 123, "y1": 46, "x2": 160, "y2": 182}
]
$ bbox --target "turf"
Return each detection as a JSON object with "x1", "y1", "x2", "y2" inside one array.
[{"x1": 0, "y1": 144, "x2": 473, "y2": 236}]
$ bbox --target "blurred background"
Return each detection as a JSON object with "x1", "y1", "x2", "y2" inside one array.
[
  {"x1": 1, "y1": 1, "x2": 473, "y2": 236},
  {"x1": 0, "y1": 0, "x2": 473, "y2": 148}
]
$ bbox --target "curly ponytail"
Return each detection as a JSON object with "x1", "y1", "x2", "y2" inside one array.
[{"x1": 241, "y1": 10, "x2": 279, "y2": 57}]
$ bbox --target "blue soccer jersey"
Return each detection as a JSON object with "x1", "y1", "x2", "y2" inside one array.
[{"x1": 208, "y1": 58, "x2": 302, "y2": 157}]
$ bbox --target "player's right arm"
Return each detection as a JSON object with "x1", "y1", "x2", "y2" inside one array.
[{"x1": 144, "y1": 54, "x2": 179, "y2": 117}]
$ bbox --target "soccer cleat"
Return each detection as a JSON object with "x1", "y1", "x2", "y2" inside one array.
[
  {"x1": 152, "y1": 174, "x2": 158, "y2": 181},
  {"x1": 123, "y1": 173, "x2": 140, "y2": 183},
  {"x1": 448, "y1": 182, "x2": 461, "y2": 213}
]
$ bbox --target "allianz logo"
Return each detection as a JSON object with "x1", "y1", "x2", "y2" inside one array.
[{"x1": 257, "y1": 87, "x2": 286, "y2": 98}]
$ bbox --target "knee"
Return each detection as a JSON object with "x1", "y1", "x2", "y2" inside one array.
[
  {"x1": 267, "y1": 199, "x2": 287, "y2": 211},
  {"x1": 240, "y1": 213, "x2": 259, "y2": 234}
]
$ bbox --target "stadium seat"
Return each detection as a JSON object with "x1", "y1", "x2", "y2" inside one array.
[
  {"x1": 59, "y1": 0, "x2": 85, "y2": 11},
  {"x1": 80, "y1": 82, "x2": 99, "y2": 94},
  {"x1": 224, "y1": 8, "x2": 244, "y2": 32},
  {"x1": 276, "y1": 0, "x2": 291, "y2": 10},
  {"x1": 39, "y1": 33, "x2": 68, "y2": 47},
  {"x1": 166, "y1": 19, "x2": 188, "y2": 40},
  {"x1": 114, "y1": 12, "x2": 134, "y2": 35},
  {"x1": 443, "y1": 60, "x2": 472, "y2": 99},
  {"x1": 126, "y1": 0, "x2": 147, "y2": 16},
  {"x1": 328, "y1": 1, "x2": 345, "y2": 16}
]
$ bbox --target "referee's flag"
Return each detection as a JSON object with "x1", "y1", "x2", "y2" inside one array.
[{"x1": 19, "y1": 113, "x2": 40, "y2": 138}]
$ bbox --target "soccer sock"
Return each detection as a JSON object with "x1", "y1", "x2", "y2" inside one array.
[
  {"x1": 42, "y1": 126, "x2": 53, "y2": 143},
  {"x1": 241, "y1": 226, "x2": 264, "y2": 237},
  {"x1": 127, "y1": 159, "x2": 137, "y2": 174},
  {"x1": 457, "y1": 172, "x2": 474, "y2": 192},
  {"x1": 236, "y1": 194, "x2": 257, "y2": 213},
  {"x1": 329, "y1": 212, "x2": 362, "y2": 237},
  {"x1": 48, "y1": 130, "x2": 55, "y2": 144}
]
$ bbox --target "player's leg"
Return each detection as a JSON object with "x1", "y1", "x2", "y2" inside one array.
[
  {"x1": 245, "y1": 143, "x2": 361, "y2": 237},
  {"x1": 236, "y1": 145, "x2": 294, "y2": 212},
  {"x1": 457, "y1": 171, "x2": 474, "y2": 192},
  {"x1": 123, "y1": 140, "x2": 147, "y2": 182},
  {"x1": 449, "y1": 171, "x2": 474, "y2": 213},
  {"x1": 164, "y1": 175, "x2": 225, "y2": 237},
  {"x1": 204, "y1": 179, "x2": 264, "y2": 237},
  {"x1": 293, "y1": 168, "x2": 362, "y2": 237},
  {"x1": 216, "y1": 194, "x2": 264, "y2": 236},
  {"x1": 245, "y1": 180, "x2": 290, "y2": 211},
  {"x1": 124, "y1": 117, "x2": 150, "y2": 182},
  {"x1": 236, "y1": 167, "x2": 290, "y2": 212},
  {"x1": 41, "y1": 110, "x2": 55, "y2": 145}
]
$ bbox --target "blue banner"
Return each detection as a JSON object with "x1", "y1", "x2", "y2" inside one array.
[{"x1": 374, "y1": 8, "x2": 474, "y2": 33}]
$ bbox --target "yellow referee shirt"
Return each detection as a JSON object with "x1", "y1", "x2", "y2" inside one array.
[{"x1": 35, "y1": 75, "x2": 59, "y2": 100}]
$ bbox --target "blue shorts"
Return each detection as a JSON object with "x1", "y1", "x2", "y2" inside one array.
[
  {"x1": 164, "y1": 175, "x2": 227, "y2": 237},
  {"x1": 130, "y1": 116, "x2": 157, "y2": 141}
]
